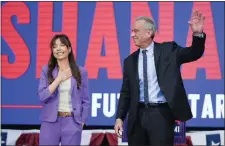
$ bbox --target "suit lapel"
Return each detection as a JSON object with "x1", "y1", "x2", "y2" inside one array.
[
  {"x1": 153, "y1": 42, "x2": 161, "y2": 70},
  {"x1": 70, "y1": 77, "x2": 76, "y2": 95},
  {"x1": 132, "y1": 49, "x2": 140, "y2": 90},
  {"x1": 52, "y1": 67, "x2": 59, "y2": 95},
  {"x1": 52, "y1": 66, "x2": 58, "y2": 79}
]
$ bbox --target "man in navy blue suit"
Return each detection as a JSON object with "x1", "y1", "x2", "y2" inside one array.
[{"x1": 115, "y1": 10, "x2": 206, "y2": 146}]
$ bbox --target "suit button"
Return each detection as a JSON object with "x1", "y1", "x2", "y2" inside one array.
[{"x1": 73, "y1": 107, "x2": 76, "y2": 110}]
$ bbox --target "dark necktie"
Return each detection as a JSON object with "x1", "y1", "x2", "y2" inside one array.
[{"x1": 142, "y1": 50, "x2": 149, "y2": 104}]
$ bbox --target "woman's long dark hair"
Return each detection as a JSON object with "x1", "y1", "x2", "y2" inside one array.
[{"x1": 47, "y1": 34, "x2": 81, "y2": 89}]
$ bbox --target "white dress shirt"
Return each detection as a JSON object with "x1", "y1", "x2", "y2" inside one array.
[{"x1": 138, "y1": 42, "x2": 167, "y2": 103}]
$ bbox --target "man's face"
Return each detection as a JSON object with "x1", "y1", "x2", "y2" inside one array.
[{"x1": 131, "y1": 20, "x2": 152, "y2": 48}]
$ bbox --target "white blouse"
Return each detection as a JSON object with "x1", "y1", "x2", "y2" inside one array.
[{"x1": 58, "y1": 78, "x2": 73, "y2": 112}]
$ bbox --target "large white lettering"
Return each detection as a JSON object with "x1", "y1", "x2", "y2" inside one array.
[
  {"x1": 216, "y1": 94, "x2": 224, "y2": 119},
  {"x1": 92, "y1": 93, "x2": 102, "y2": 117},
  {"x1": 188, "y1": 94, "x2": 224, "y2": 119},
  {"x1": 91, "y1": 93, "x2": 120, "y2": 117},
  {"x1": 103, "y1": 93, "x2": 116, "y2": 117},
  {"x1": 92, "y1": 93, "x2": 224, "y2": 119},
  {"x1": 202, "y1": 94, "x2": 214, "y2": 118}
]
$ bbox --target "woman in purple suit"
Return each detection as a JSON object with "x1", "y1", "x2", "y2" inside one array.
[{"x1": 38, "y1": 34, "x2": 90, "y2": 145}]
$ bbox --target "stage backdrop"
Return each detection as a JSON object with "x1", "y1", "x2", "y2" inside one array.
[{"x1": 1, "y1": 2, "x2": 224, "y2": 127}]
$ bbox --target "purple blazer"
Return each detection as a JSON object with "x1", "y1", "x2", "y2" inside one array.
[{"x1": 38, "y1": 65, "x2": 90, "y2": 125}]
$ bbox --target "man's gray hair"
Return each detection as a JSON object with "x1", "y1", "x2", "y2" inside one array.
[{"x1": 136, "y1": 16, "x2": 156, "y2": 39}]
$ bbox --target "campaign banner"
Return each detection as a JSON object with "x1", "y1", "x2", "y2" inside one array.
[{"x1": 1, "y1": 2, "x2": 224, "y2": 127}]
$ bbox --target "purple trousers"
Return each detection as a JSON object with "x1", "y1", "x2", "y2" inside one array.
[{"x1": 39, "y1": 116, "x2": 83, "y2": 145}]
